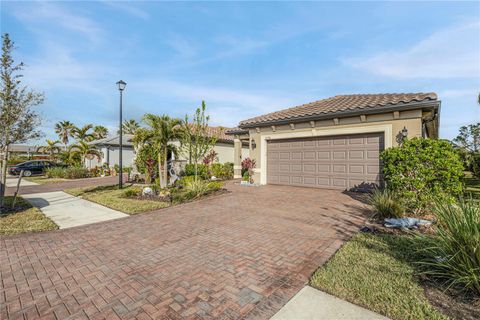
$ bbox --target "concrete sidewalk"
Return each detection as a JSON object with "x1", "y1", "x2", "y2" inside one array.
[
  {"x1": 6, "y1": 176, "x2": 38, "y2": 187},
  {"x1": 22, "y1": 191, "x2": 128, "y2": 229},
  {"x1": 271, "y1": 286, "x2": 389, "y2": 320}
]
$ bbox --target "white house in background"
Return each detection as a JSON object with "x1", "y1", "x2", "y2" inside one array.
[{"x1": 85, "y1": 127, "x2": 249, "y2": 169}]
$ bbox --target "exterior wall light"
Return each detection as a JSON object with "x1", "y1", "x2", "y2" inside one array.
[
  {"x1": 401, "y1": 126, "x2": 408, "y2": 138},
  {"x1": 251, "y1": 139, "x2": 256, "y2": 149}
]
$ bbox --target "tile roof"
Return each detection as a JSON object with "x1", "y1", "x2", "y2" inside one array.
[{"x1": 239, "y1": 92, "x2": 438, "y2": 127}]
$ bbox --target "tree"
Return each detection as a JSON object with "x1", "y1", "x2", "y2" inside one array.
[
  {"x1": 55, "y1": 120, "x2": 75, "y2": 150},
  {"x1": 453, "y1": 123, "x2": 480, "y2": 153},
  {"x1": 72, "y1": 124, "x2": 94, "y2": 142},
  {"x1": 68, "y1": 141, "x2": 102, "y2": 167},
  {"x1": 178, "y1": 101, "x2": 217, "y2": 181},
  {"x1": 0, "y1": 33, "x2": 43, "y2": 209},
  {"x1": 142, "y1": 114, "x2": 182, "y2": 188},
  {"x1": 93, "y1": 125, "x2": 108, "y2": 140},
  {"x1": 37, "y1": 139, "x2": 61, "y2": 160},
  {"x1": 122, "y1": 119, "x2": 140, "y2": 134}
]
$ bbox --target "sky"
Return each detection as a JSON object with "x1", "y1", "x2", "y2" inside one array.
[{"x1": 1, "y1": 1, "x2": 479, "y2": 144}]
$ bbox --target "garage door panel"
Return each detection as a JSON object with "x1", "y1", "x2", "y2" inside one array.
[
  {"x1": 267, "y1": 132, "x2": 383, "y2": 190},
  {"x1": 333, "y1": 151, "x2": 346, "y2": 160}
]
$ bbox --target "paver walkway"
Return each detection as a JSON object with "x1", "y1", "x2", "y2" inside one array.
[
  {"x1": 22, "y1": 191, "x2": 128, "y2": 229},
  {"x1": 0, "y1": 183, "x2": 368, "y2": 319},
  {"x1": 270, "y1": 286, "x2": 389, "y2": 320}
]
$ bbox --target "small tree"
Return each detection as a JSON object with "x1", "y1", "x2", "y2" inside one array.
[
  {"x1": 55, "y1": 120, "x2": 75, "y2": 150},
  {"x1": 93, "y1": 125, "x2": 108, "y2": 140},
  {"x1": 454, "y1": 123, "x2": 479, "y2": 153},
  {"x1": 381, "y1": 138, "x2": 464, "y2": 214},
  {"x1": 72, "y1": 124, "x2": 94, "y2": 142},
  {"x1": 37, "y1": 139, "x2": 61, "y2": 160},
  {"x1": 142, "y1": 114, "x2": 182, "y2": 188},
  {"x1": 68, "y1": 141, "x2": 102, "y2": 167},
  {"x1": 179, "y1": 101, "x2": 217, "y2": 181},
  {"x1": 122, "y1": 119, "x2": 140, "y2": 135},
  {"x1": 0, "y1": 33, "x2": 43, "y2": 209}
]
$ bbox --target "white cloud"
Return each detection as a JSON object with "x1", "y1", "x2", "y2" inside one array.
[
  {"x1": 12, "y1": 2, "x2": 104, "y2": 44},
  {"x1": 101, "y1": 1, "x2": 150, "y2": 20},
  {"x1": 131, "y1": 79, "x2": 297, "y2": 125},
  {"x1": 345, "y1": 22, "x2": 480, "y2": 79}
]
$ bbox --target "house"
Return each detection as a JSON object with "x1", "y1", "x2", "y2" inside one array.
[
  {"x1": 228, "y1": 93, "x2": 440, "y2": 190},
  {"x1": 86, "y1": 127, "x2": 249, "y2": 169}
]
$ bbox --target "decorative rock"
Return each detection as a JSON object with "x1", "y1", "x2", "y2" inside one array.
[{"x1": 142, "y1": 187, "x2": 154, "y2": 196}]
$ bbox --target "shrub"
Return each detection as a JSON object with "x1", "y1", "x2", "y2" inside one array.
[
  {"x1": 135, "y1": 144, "x2": 158, "y2": 177},
  {"x1": 416, "y1": 198, "x2": 480, "y2": 294},
  {"x1": 211, "y1": 162, "x2": 233, "y2": 180},
  {"x1": 241, "y1": 157, "x2": 255, "y2": 175},
  {"x1": 368, "y1": 189, "x2": 404, "y2": 219},
  {"x1": 184, "y1": 163, "x2": 208, "y2": 178},
  {"x1": 173, "y1": 179, "x2": 223, "y2": 203},
  {"x1": 45, "y1": 167, "x2": 91, "y2": 179},
  {"x1": 121, "y1": 187, "x2": 142, "y2": 198},
  {"x1": 471, "y1": 152, "x2": 480, "y2": 179},
  {"x1": 381, "y1": 138, "x2": 464, "y2": 214}
]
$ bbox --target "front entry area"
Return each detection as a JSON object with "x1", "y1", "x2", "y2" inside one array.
[{"x1": 266, "y1": 132, "x2": 384, "y2": 190}]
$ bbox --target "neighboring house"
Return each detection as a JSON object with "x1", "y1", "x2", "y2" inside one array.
[
  {"x1": 86, "y1": 127, "x2": 249, "y2": 169},
  {"x1": 228, "y1": 93, "x2": 440, "y2": 191},
  {"x1": 85, "y1": 135, "x2": 135, "y2": 169}
]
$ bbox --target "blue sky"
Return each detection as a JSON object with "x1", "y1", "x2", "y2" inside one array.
[{"x1": 1, "y1": 1, "x2": 479, "y2": 143}]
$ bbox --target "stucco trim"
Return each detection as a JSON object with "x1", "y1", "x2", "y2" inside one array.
[{"x1": 258, "y1": 123, "x2": 393, "y2": 185}]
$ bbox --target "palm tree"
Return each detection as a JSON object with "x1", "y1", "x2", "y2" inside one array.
[
  {"x1": 93, "y1": 125, "x2": 108, "y2": 140},
  {"x1": 72, "y1": 124, "x2": 94, "y2": 142},
  {"x1": 54, "y1": 121, "x2": 75, "y2": 150},
  {"x1": 68, "y1": 141, "x2": 102, "y2": 166},
  {"x1": 37, "y1": 139, "x2": 61, "y2": 160},
  {"x1": 122, "y1": 119, "x2": 140, "y2": 135},
  {"x1": 142, "y1": 114, "x2": 182, "y2": 188}
]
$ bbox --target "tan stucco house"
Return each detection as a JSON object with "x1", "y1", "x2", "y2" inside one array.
[{"x1": 228, "y1": 93, "x2": 440, "y2": 191}]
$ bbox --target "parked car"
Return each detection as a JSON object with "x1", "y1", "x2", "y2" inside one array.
[{"x1": 8, "y1": 161, "x2": 66, "y2": 177}]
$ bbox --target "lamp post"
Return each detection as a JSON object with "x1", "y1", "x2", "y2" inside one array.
[{"x1": 116, "y1": 80, "x2": 126, "y2": 188}]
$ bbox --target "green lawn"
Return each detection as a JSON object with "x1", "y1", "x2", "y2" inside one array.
[
  {"x1": 0, "y1": 197, "x2": 58, "y2": 235},
  {"x1": 65, "y1": 185, "x2": 170, "y2": 214},
  {"x1": 310, "y1": 233, "x2": 448, "y2": 320},
  {"x1": 24, "y1": 176, "x2": 71, "y2": 184}
]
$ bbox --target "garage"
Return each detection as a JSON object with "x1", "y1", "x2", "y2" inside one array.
[{"x1": 266, "y1": 132, "x2": 384, "y2": 190}]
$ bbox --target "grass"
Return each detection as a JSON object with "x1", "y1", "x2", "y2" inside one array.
[
  {"x1": 0, "y1": 197, "x2": 58, "y2": 235},
  {"x1": 24, "y1": 176, "x2": 71, "y2": 184},
  {"x1": 310, "y1": 233, "x2": 448, "y2": 320},
  {"x1": 65, "y1": 185, "x2": 170, "y2": 214}
]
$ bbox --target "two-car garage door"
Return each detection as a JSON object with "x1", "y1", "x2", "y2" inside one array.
[{"x1": 266, "y1": 132, "x2": 384, "y2": 190}]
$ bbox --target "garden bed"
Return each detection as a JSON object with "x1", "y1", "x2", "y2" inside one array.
[
  {"x1": 65, "y1": 185, "x2": 171, "y2": 214},
  {"x1": 65, "y1": 180, "x2": 226, "y2": 215},
  {"x1": 0, "y1": 197, "x2": 58, "y2": 235},
  {"x1": 310, "y1": 233, "x2": 479, "y2": 320}
]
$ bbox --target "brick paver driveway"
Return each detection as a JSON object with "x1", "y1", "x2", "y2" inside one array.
[{"x1": 1, "y1": 183, "x2": 368, "y2": 320}]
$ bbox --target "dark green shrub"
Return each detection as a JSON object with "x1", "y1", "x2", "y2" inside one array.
[
  {"x1": 381, "y1": 138, "x2": 464, "y2": 214},
  {"x1": 416, "y1": 198, "x2": 480, "y2": 294},
  {"x1": 368, "y1": 189, "x2": 404, "y2": 219}
]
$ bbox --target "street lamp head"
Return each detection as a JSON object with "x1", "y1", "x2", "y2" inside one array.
[{"x1": 116, "y1": 80, "x2": 126, "y2": 91}]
